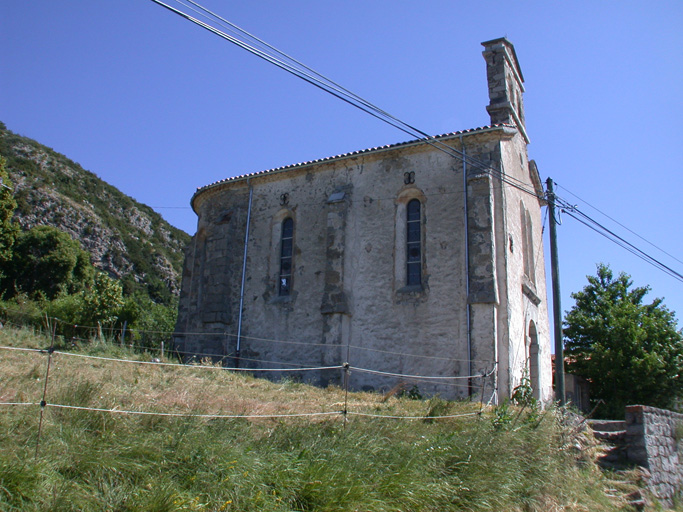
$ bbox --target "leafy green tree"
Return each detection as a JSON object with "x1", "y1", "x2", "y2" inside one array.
[
  {"x1": 82, "y1": 272, "x2": 124, "y2": 326},
  {"x1": 45, "y1": 293, "x2": 87, "y2": 339},
  {"x1": 2, "y1": 225, "x2": 94, "y2": 299},
  {"x1": 0, "y1": 156, "x2": 19, "y2": 276},
  {"x1": 564, "y1": 264, "x2": 683, "y2": 418},
  {"x1": 119, "y1": 293, "x2": 177, "y2": 350}
]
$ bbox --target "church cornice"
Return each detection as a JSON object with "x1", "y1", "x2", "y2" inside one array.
[{"x1": 191, "y1": 123, "x2": 517, "y2": 211}]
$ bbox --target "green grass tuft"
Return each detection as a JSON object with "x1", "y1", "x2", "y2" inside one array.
[{"x1": 0, "y1": 326, "x2": 639, "y2": 511}]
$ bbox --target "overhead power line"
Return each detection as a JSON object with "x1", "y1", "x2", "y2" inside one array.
[
  {"x1": 550, "y1": 196, "x2": 683, "y2": 284},
  {"x1": 149, "y1": 0, "x2": 682, "y2": 286},
  {"x1": 555, "y1": 183, "x2": 683, "y2": 268},
  {"x1": 148, "y1": 0, "x2": 542, "y2": 201}
]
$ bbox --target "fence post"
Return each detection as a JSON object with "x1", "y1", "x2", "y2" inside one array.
[
  {"x1": 121, "y1": 321, "x2": 127, "y2": 347},
  {"x1": 478, "y1": 371, "x2": 488, "y2": 419},
  {"x1": 35, "y1": 332, "x2": 56, "y2": 459},
  {"x1": 343, "y1": 362, "x2": 350, "y2": 429}
]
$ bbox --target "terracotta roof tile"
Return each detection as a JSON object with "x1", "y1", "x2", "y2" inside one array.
[{"x1": 194, "y1": 123, "x2": 513, "y2": 196}]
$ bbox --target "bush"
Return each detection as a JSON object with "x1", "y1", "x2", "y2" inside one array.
[
  {"x1": 0, "y1": 296, "x2": 45, "y2": 331},
  {"x1": 2, "y1": 225, "x2": 94, "y2": 300},
  {"x1": 119, "y1": 294, "x2": 177, "y2": 351}
]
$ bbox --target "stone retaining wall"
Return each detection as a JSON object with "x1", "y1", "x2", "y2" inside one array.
[{"x1": 625, "y1": 405, "x2": 682, "y2": 507}]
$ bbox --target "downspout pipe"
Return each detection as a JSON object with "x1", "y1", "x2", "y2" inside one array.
[
  {"x1": 460, "y1": 135, "x2": 473, "y2": 395},
  {"x1": 235, "y1": 180, "x2": 253, "y2": 368}
]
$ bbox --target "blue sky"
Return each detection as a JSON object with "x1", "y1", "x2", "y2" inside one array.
[{"x1": 1, "y1": 1, "x2": 682, "y2": 328}]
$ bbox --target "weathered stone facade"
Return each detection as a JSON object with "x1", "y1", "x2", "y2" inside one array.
[{"x1": 174, "y1": 38, "x2": 552, "y2": 402}]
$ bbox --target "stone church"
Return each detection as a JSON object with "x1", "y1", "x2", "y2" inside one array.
[{"x1": 173, "y1": 38, "x2": 552, "y2": 403}]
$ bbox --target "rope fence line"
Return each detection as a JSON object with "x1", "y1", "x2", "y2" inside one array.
[
  {"x1": 46, "y1": 403, "x2": 344, "y2": 420},
  {"x1": 1, "y1": 343, "x2": 491, "y2": 384},
  {"x1": 222, "y1": 354, "x2": 343, "y2": 370},
  {"x1": 0, "y1": 333, "x2": 498, "y2": 457},
  {"x1": 0, "y1": 345, "x2": 45, "y2": 354},
  {"x1": 351, "y1": 367, "x2": 483, "y2": 381},
  {"x1": 51, "y1": 349, "x2": 345, "y2": 373},
  {"x1": 346, "y1": 411, "x2": 481, "y2": 420},
  {"x1": 346, "y1": 344, "x2": 490, "y2": 365},
  {"x1": 1, "y1": 306, "x2": 492, "y2": 366},
  {"x1": 369, "y1": 378, "x2": 485, "y2": 392},
  {"x1": 0, "y1": 399, "x2": 483, "y2": 422}
]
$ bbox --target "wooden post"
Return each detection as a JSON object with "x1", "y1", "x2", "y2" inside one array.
[{"x1": 546, "y1": 177, "x2": 565, "y2": 406}]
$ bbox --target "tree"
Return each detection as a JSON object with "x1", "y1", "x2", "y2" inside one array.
[
  {"x1": 0, "y1": 156, "x2": 19, "y2": 276},
  {"x1": 118, "y1": 293, "x2": 178, "y2": 350},
  {"x1": 564, "y1": 264, "x2": 683, "y2": 418},
  {"x1": 82, "y1": 272, "x2": 124, "y2": 326},
  {"x1": 2, "y1": 225, "x2": 94, "y2": 299}
]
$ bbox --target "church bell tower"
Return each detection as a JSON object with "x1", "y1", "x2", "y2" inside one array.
[{"x1": 481, "y1": 38, "x2": 529, "y2": 143}]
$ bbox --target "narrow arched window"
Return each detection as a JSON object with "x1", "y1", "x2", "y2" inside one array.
[
  {"x1": 525, "y1": 210, "x2": 535, "y2": 284},
  {"x1": 528, "y1": 321, "x2": 540, "y2": 400},
  {"x1": 279, "y1": 218, "x2": 293, "y2": 295},
  {"x1": 520, "y1": 202, "x2": 535, "y2": 285},
  {"x1": 406, "y1": 199, "x2": 421, "y2": 286}
]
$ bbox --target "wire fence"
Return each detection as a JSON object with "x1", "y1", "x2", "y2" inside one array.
[
  {"x1": 0, "y1": 317, "x2": 493, "y2": 458},
  {"x1": 0, "y1": 303, "x2": 493, "y2": 368}
]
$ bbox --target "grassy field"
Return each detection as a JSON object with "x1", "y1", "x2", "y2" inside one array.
[{"x1": 0, "y1": 325, "x2": 647, "y2": 511}]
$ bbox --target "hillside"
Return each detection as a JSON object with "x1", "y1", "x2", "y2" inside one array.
[
  {"x1": 0, "y1": 122, "x2": 191, "y2": 304},
  {"x1": 0, "y1": 325, "x2": 644, "y2": 511}
]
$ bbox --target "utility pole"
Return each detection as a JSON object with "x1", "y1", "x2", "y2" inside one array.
[{"x1": 546, "y1": 177, "x2": 565, "y2": 406}]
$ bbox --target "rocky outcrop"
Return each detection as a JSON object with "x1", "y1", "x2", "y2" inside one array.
[{"x1": 0, "y1": 125, "x2": 190, "y2": 301}]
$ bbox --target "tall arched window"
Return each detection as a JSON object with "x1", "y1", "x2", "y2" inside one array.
[
  {"x1": 520, "y1": 202, "x2": 535, "y2": 285},
  {"x1": 406, "y1": 199, "x2": 421, "y2": 286},
  {"x1": 525, "y1": 209, "x2": 535, "y2": 284},
  {"x1": 279, "y1": 218, "x2": 293, "y2": 295}
]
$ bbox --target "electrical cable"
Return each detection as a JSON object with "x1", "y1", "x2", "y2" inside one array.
[
  {"x1": 556, "y1": 183, "x2": 683, "y2": 267},
  {"x1": 149, "y1": 0, "x2": 544, "y2": 202},
  {"x1": 554, "y1": 201, "x2": 683, "y2": 284},
  {"x1": 175, "y1": 0, "x2": 543, "y2": 199}
]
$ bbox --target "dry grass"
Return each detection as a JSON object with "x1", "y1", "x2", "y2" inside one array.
[
  {"x1": 0, "y1": 325, "x2": 643, "y2": 511},
  {"x1": 0, "y1": 326, "x2": 475, "y2": 421}
]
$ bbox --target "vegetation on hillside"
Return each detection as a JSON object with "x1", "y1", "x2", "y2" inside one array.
[
  {"x1": 564, "y1": 264, "x2": 683, "y2": 419},
  {"x1": 0, "y1": 127, "x2": 182, "y2": 350},
  {"x1": 2, "y1": 225, "x2": 94, "y2": 300},
  {"x1": 0, "y1": 325, "x2": 645, "y2": 512},
  {"x1": 0, "y1": 121, "x2": 191, "y2": 306},
  {"x1": 0, "y1": 156, "x2": 19, "y2": 276}
]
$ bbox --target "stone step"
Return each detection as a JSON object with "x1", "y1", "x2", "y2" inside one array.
[
  {"x1": 593, "y1": 429, "x2": 627, "y2": 443},
  {"x1": 599, "y1": 447, "x2": 628, "y2": 466},
  {"x1": 588, "y1": 419, "x2": 626, "y2": 432},
  {"x1": 604, "y1": 475, "x2": 648, "y2": 510},
  {"x1": 624, "y1": 490, "x2": 646, "y2": 511}
]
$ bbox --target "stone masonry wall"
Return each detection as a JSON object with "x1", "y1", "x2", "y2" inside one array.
[
  {"x1": 625, "y1": 405, "x2": 683, "y2": 506},
  {"x1": 174, "y1": 38, "x2": 553, "y2": 403}
]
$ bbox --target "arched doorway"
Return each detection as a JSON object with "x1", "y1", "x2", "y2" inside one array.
[{"x1": 528, "y1": 321, "x2": 540, "y2": 400}]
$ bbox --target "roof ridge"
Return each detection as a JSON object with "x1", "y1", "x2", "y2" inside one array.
[{"x1": 194, "y1": 123, "x2": 514, "y2": 197}]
